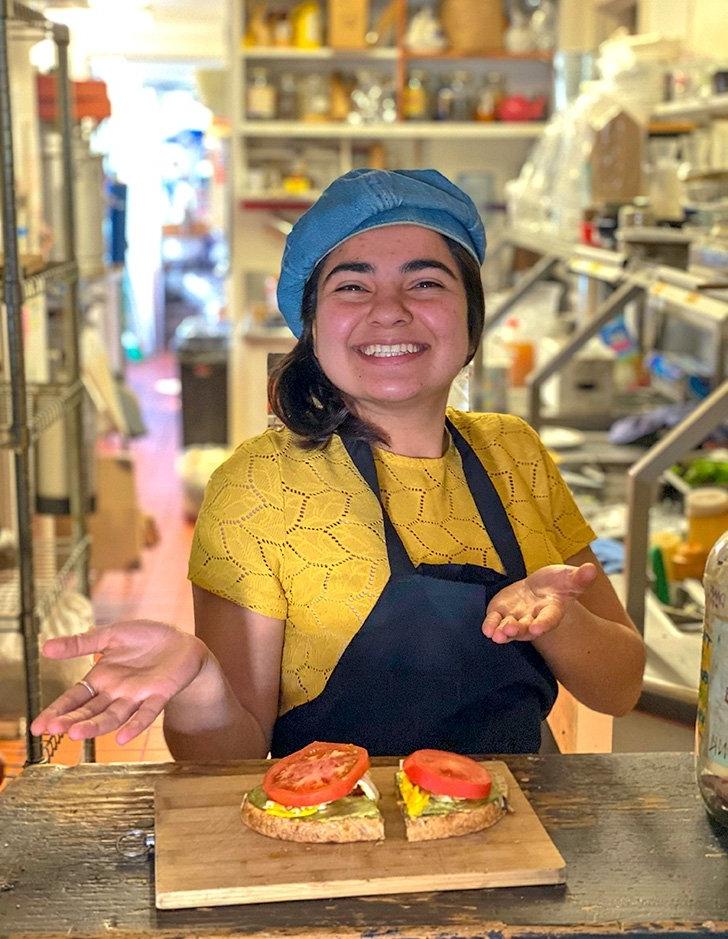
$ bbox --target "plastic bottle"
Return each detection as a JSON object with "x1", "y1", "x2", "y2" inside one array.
[
  {"x1": 696, "y1": 529, "x2": 728, "y2": 827},
  {"x1": 687, "y1": 489, "x2": 728, "y2": 558},
  {"x1": 502, "y1": 316, "x2": 535, "y2": 387},
  {"x1": 291, "y1": 0, "x2": 323, "y2": 49}
]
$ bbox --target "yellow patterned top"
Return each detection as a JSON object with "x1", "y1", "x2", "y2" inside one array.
[{"x1": 188, "y1": 410, "x2": 595, "y2": 715}]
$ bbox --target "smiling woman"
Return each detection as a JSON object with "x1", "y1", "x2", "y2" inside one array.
[{"x1": 31, "y1": 168, "x2": 645, "y2": 763}]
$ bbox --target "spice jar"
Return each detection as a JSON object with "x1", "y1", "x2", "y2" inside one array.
[
  {"x1": 246, "y1": 67, "x2": 276, "y2": 119},
  {"x1": 403, "y1": 70, "x2": 429, "y2": 120}
]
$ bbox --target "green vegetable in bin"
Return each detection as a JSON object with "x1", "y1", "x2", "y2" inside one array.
[{"x1": 671, "y1": 460, "x2": 728, "y2": 487}]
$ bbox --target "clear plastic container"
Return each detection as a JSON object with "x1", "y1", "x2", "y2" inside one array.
[{"x1": 696, "y1": 529, "x2": 728, "y2": 827}]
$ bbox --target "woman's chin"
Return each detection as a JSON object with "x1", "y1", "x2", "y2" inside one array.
[{"x1": 352, "y1": 384, "x2": 450, "y2": 413}]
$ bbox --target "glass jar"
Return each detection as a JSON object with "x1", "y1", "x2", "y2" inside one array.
[
  {"x1": 246, "y1": 67, "x2": 276, "y2": 119},
  {"x1": 475, "y1": 72, "x2": 504, "y2": 121},
  {"x1": 696, "y1": 530, "x2": 728, "y2": 828},
  {"x1": 435, "y1": 75, "x2": 455, "y2": 121},
  {"x1": 403, "y1": 70, "x2": 429, "y2": 120},
  {"x1": 450, "y1": 70, "x2": 473, "y2": 122},
  {"x1": 299, "y1": 73, "x2": 330, "y2": 122},
  {"x1": 277, "y1": 72, "x2": 299, "y2": 120}
]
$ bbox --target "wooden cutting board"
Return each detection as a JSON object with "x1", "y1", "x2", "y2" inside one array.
[{"x1": 154, "y1": 761, "x2": 565, "y2": 909}]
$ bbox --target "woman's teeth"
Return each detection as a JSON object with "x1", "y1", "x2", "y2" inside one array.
[{"x1": 360, "y1": 343, "x2": 423, "y2": 357}]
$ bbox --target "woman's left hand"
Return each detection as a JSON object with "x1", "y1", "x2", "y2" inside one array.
[{"x1": 482, "y1": 563, "x2": 597, "y2": 644}]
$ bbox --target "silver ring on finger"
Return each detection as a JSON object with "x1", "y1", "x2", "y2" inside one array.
[{"x1": 78, "y1": 678, "x2": 97, "y2": 698}]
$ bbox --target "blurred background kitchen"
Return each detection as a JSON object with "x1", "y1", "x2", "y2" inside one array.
[{"x1": 1, "y1": 0, "x2": 727, "y2": 782}]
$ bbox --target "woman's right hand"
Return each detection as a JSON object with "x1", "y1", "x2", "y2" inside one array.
[{"x1": 30, "y1": 620, "x2": 210, "y2": 745}]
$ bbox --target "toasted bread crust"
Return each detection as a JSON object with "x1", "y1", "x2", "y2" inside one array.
[
  {"x1": 241, "y1": 795, "x2": 385, "y2": 843},
  {"x1": 402, "y1": 799, "x2": 506, "y2": 842}
]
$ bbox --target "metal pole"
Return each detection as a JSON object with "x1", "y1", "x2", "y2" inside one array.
[
  {"x1": 624, "y1": 380, "x2": 728, "y2": 633},
  {"x1": 525, "y1": 281, "x2": 643, "y2": 432},
  {"x1": 0, "y1": 0, "x2": 43, "y2": 764},
  {"x1": 481, "y1": 254, "x2": 560, "y2": 336},
  {"x1": 54, "y1": 24, "x2": 94, "y2": 762}
]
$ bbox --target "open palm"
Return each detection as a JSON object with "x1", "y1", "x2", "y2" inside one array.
[
  {"x1": 30, "y1": 620, "x2": 208, "y2": 745},
  {"x1": 482, "y1": 563, "x2": 597, "y2": 644}
]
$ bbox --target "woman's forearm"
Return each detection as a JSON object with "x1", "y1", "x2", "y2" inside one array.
[
  {"x1": 163, "y1": 650, "x2": 269, "y2": 761},
  {"x1": 533, "y1": 601, "x2": 646, "y2": 716}
]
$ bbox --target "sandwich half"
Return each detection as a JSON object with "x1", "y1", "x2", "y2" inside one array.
[
  {"x1": 396, "y1": 748, "x2": 508, "y2": 842},
  {"x1": 241, "y1": 740, "x2": 384, "y2": 843}
]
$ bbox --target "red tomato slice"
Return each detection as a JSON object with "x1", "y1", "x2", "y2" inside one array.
[
  {"x1": 403, "y1": 749, "x2": 492, "y2": 800},
  {"x1": 263, "y1": 741, "x2": 370, "y2": 807}
]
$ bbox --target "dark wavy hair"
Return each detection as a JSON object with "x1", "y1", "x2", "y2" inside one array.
[{"x1": 268, "y1": 235, "x2": 485, "y2": 449}]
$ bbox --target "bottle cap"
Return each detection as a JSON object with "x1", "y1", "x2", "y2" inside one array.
[{"x1": 686, "y1": 487, "x2": 728, "y2": 518}]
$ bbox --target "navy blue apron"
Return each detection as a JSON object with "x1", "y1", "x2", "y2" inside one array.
[{"x1": 271, "y1": 419, "x2": 557, "y2": 757}]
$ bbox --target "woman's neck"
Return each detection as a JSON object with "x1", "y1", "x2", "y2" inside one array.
[{"x1": 361, "y1": 401, "x2": 450, "y2": 458}]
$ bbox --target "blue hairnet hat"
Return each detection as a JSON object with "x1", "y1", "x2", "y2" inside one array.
[{"x1": 276, "y1": 168, "x2": 486, "y2": 337}]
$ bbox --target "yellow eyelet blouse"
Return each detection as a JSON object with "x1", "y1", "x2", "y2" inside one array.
[{"x1": 188, "y1": 409, "x2": 596, "y2": 716}]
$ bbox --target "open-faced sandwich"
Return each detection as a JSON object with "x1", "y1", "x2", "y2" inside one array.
[
  {"x1": 241, "y1": 740, "x2": 384, "y2": 843},
  {"x1": 396, "y1": 748, "x2": 508, "y2": 842}
]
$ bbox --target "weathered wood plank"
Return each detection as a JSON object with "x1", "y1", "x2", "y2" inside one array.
[{"x1": 0, "y1": 754, "x2": 727, "y2": 937}]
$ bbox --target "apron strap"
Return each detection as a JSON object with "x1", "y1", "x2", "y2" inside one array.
[
  {"x1": 447, "y1": 419, "x2": 527, "y2": 581},
  {"x1": 339, "y1": 435, "x2": 415, "y2": 575}
]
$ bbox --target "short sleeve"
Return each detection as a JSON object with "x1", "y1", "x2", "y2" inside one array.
[
  {"x1": 530, "y1": 426, "x2": 596, "y2": 561},
  {"x1": 187, "y1": 444, "x2": 288, "y2": 619}
]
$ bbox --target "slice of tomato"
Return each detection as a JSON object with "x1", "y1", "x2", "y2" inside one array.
[
  {"x1": 403, "y1": 749, "x2": 492, "y2": 800},
  {"x1": 263, "y1": 741, "x2": 370, "y2": 807}
]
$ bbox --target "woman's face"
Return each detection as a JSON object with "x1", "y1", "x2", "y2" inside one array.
[{"x1": 313, "y1": 225, "x2": 470, "y2": 421}]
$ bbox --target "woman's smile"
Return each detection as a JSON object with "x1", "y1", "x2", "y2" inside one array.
[{"x1": 356, "y1": 342, "x2": 429, "y2": 360}]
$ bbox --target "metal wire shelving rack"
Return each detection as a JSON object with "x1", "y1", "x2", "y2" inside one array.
[{"x1": 0, "y1": 0, "x2": 93, "y2": 765}]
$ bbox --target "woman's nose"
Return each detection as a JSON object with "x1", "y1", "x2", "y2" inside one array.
[{"x1": 367, "y1": 293, "x2": 412, "y2": 326}]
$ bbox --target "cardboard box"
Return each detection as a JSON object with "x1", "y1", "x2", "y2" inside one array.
[
  {"x1": 55, "y1": 454, "x2": 144, "y2": 573},
  {"x1": 441, "y1": 0, "x2": 505, "y2": 53},
  {"x1": 87, "y1": 453, "x2": 144, "y2": 573},
  {"x1": 328, "y1": 0, "x2": 369, "y2": 49}
]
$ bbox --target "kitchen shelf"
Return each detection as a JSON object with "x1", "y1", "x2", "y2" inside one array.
[
  {"x1": 241, "y1": 46, "x2": 552, "y2": 63},
  {"x1": 402, "y1": 50, "x2": 553, "y2": 62},
  {"x1": 240, "y1": 193, "x2": 320, "y2": 210},
  {"x1": 0, "y1": 380, "x2": 86, "y2": 449},
  {"x1": 0, "y1": 534, "x2": 90, "y2": 629},
  {"x1": 20, "y1": 260, "x2": 78, "y2": 301},
  {"x1": 240, "y1": 120, "x2": 546, "y2": 139},
  {"x1": 0, "y1": 5, "x2": 92, "y2": 764},
  {"x1": 651, "y1": 93, "x2": 728, "y2": 122},
  {"x1": 242, "y1": 45, "x2": 398, "y2": 60}
]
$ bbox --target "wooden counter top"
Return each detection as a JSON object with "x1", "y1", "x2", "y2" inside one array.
[{"x1": 1, "y1": 752, "x2": 727, "y2": 937}]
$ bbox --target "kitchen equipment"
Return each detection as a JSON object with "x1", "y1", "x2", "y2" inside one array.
[
  {"x1": 42, "y1": 128, "x2": 105, "y2": 277},
  {"x1": 555, "y1": 350, "x2": 615, "y2": 417},
  {"x1": 154, "y1": 761, "x2": 565, "y2": 909}
]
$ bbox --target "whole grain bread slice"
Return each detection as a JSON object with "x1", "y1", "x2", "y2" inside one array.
[
  {"x1": 241, "y1": 795, "x2": 385, "y2": 843},
  {"x1": 401, "y1": 797, "x2": 506, "y2": 842}
]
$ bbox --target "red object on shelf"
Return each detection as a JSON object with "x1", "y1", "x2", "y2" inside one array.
[
  {"x1": 37, "y1": 74, "x2": 111, "y2": 123},
  {"x1": 495, "y1": 94, "x2": 547, "y2": 122}
]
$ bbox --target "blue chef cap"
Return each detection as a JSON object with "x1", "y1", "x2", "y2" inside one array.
[{"x1": 276, "y1": 168, "x2": 486, "y2": 337}]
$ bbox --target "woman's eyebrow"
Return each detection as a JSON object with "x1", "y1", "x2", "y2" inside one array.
[
  {"x1": 323, "y1": 261, "x2": 374, "y2": 283},
  {"x1": 400, "y1": 258, "x2": 456, "y2": 279}
]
